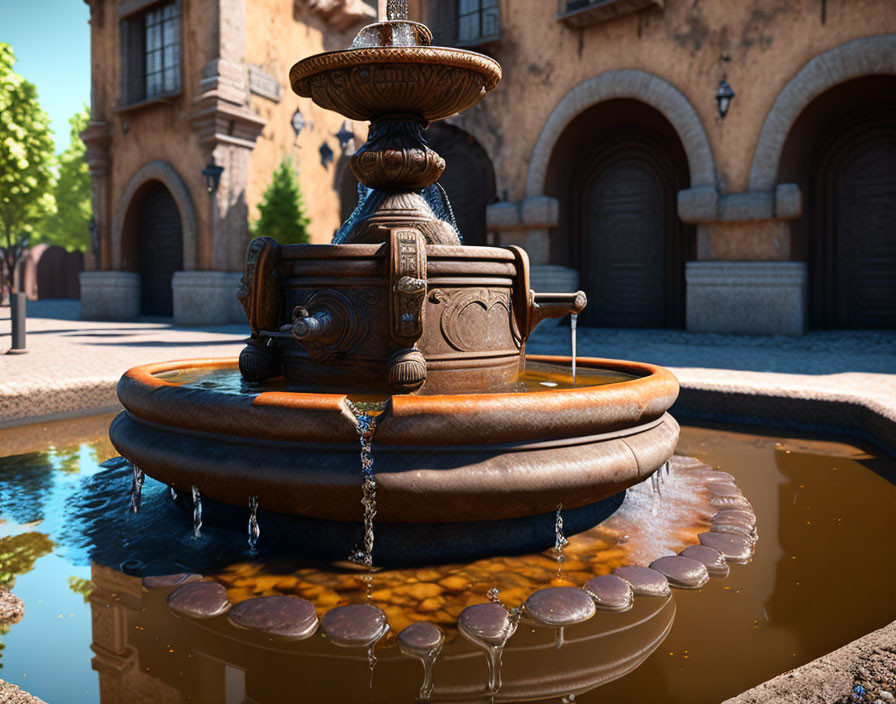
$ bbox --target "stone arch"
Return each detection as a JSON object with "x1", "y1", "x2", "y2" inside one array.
[
  {"x1": 749, "y1": 34, "x2": 896, "y2": 191},
  {"x1": 111, "y1": 160, "x2": 198, "y2": 270},
  {"x1": 526, "y1": 70, "x2": 716, "y2": 197}
]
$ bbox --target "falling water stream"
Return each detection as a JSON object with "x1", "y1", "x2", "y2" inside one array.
[
  {"x1": 554, "y1": 504, "x2": 568, "y2": 578},
  {"x1": 570, "y1": 313, "x2": 578, "y2": 385},
  {"x1": 129, "y1": 462, "x2": 144, "y2": 513},
  {"x1": 345, "y1": 399, "x2": 390, "y2": 569},
  {"x1": 482, "y1": 588, "x2": 522, "y2": 695},
  {"x1": 248, "y1": 496, "x2": 260, "y2": 553},
  {"x1": 191, "y1": 485, "x2": 202, "y2": 539}
]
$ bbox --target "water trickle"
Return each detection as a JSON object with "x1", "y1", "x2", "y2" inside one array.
[
  {"x1": 191, "y1": 486, "x2": 202, "y2": 539},
  {"x1": 367, "y1": 645, "x2": 377, "y2": 689},
  {"x1": 247, "y1": 496, "x2": 260, "y2": 553},
  {"x1": 554, "y1": 504, "x2": 569, "y2": 576},
  {"x1": 346, "y1": 399, "x2": 389, "y2": 569},
  {"x1": 570, "y1": 313, "x2": 578, "y2": 385},
  {"x1": 129, "y1": 463, "x2": 144, "y2": 513},
  {"x1": 462, "y1": 596, "x2": 520, "y2": 696},
  {"x1": 169, "y1": 486, "x2": 177, "y2": 501}
]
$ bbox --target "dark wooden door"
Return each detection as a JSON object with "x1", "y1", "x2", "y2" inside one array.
[
  {"x1": 138, "y1": 185, "x2": 182, "y2": 316},
  {"x1": 813, "y1": 120, "x2": 896, "y2": 328},
  {"x1": 428, "y1": 124, "x2": 495, "y2": 246},
  {"x1": 578, "y1": 138, "x2": 687, "y2": 328}
]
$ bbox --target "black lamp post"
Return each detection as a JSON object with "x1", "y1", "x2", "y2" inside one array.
[
  {"x1": 202, "y1": 155, "x2": 224, "y2": 194},
  {"x1": 716, "y1": 78, "x2": 735, "y2": 119}
]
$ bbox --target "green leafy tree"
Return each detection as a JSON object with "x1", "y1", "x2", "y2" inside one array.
[
  {"x1": 35, "y1": 106, "x2": 92, "y2": 252},
  {"x1": 253, "y1": 158, "x2": 311, "y2": 244},
  {"x1": 0, "y1": 43, "x2": 56, "y2": 296}
]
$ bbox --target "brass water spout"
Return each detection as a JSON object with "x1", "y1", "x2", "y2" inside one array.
[
  {"x1": 290, "y1": 306, "x2": 335, "y2": 343},
  {"x1": 527, "y1": 291, "x2": 588, "y2": 336}
]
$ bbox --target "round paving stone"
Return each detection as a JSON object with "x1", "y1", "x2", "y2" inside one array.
[
  {"x1": 707, "y1": 482, "x2": 743, "y2": 498},
  {"x1": 612, "y1": 566, "x2": 671, "y2": 597},
  {"x1": 648, "y1": 556, "x2": 709, "y2": 589},
  {"x1": 321, "y1": 604, "x2": 389, "y2": 648},
  {"x1": 168, "y1": 581, "x2": 231, "y2": 619},
  {"x1": 688, "y1": 468, "x2": 736, "y2": 483},
  {"x1": 710, "y1": 494, "x2": 753, "y2": 511},
  {"x1": 712, "y1": 514, "x2": 758, "y2": 541},
  {"x1": 0, "y1": 589, "x2": 24, "y2": 625},
  {"x1": 398, "y1": 622, "x2": 445, "y2": 658},
  {"x1": 583, "y1": 574, "x2": 633, "y2": 612},
  {"x1": 680, "y1": 545, "x2": 729, "y2": 578},
  {"x1": 229, "y1": 595, "x2": 318, "y2": 640},
  {"x1": 458, "y1": 603, "x2": 517, "y2": 648},
  {"x1": 714, "y1": 508, "x2": 756, "y2": 527},
  {"x1": 699, "y1": 532, "x2": 754, "y2": 564},
  {"x1": 523, "y1": 587, "x2": 595, "y2": 628},
  {"x1": 143, "y1": 573, "x2": 202, "y2": 590}
]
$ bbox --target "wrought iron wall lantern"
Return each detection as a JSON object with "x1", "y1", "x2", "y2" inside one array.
[
  {"x1": 202, "y1": 156, "x2": 224, "y2": 194},
  {"x1": 291, "y1": 108, "x2": 306, "y2": 137},
  {"x1": 716, "y1": 78, "x2": 735, "y2": 119}
]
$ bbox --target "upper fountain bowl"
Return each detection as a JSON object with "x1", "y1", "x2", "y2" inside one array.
[{"x1": 289, "y1": 21, "x2": 502, "y2": 123}]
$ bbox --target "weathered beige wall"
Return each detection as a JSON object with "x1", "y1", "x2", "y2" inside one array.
[
  {"x1": 93, "y1": 0, "x2": 215, "y2": 270},
  {"x1": 245, "y1": 0, "x2": 370, "y2": 244},
  {"x1": 423, "y1": 0, "x2": 896, "y2": 200}
]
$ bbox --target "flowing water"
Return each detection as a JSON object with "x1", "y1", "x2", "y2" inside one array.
[
  {"x1": 345, "y1": 399, "x2": 390, "y2": 569},
  {"x1": 0, "y1": 415, "x2": 894, "y2": 703},
  {"x1": 570, "y1": 313, "x2": 578, "y2": 385}
]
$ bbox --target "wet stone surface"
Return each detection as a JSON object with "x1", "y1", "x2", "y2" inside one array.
[
  {"x1": 228, "y1": 595, "x2": 318, "y2": 640},
  {"x1": 649, "y1": 555, "x2": 710, "y2": 589},
  {"x1": 680, "y1": 544, "x2": 730, "y2": 578},
  {"x1": 143, "y1": 573, "x2": 202, "y2": 590},
  {"x1": 690, "y1": 468, "x2": 737, "y2": 483},
  {"x1": 523, "y1": 587, "x2": 596, "y2": 627},
  {"x1": 712, "y1": 514, "x2": 758, "y2": 540},
  {"x1": 699, "y1": 531, "x2": 755, "y2": 563},
  {"x1": 398, "y1": 622, "x2": 444, "y2": 657},
  {"x1": 168, "y1": 580, "x2": 231, "y2": 619},
  {"x1": 707, "y1": 482, "x2": 743, "y2": 498},
  {"x1": 710, "y1": 494, "x2": 753, "y2": 511},
  {"x1": 321, "y1": 603, "x2": 389, "y2": 647},
  {"x1": 613, "y1": 565, "x2": 671, "y2": 597},
  {"x1": 458, "y1": 603, "x2": 517, "y2": 648},
  {"x1": 714, "y1": 508, "x2": 756, "y2": 527},
  {"x1": 583, "y1": 574, "x2": 633, "y2": 612}
]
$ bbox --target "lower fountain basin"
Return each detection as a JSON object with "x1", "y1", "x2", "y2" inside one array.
[{"x1": 110, "y1": 355, "x2": 679, "y2": 524}]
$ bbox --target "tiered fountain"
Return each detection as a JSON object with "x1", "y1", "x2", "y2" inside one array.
[{"x1": 104, "y1": 3, "x2": 757, "y2": 700}]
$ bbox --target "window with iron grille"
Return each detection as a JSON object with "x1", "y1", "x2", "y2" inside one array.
[
  {"x1": 457, "y1": 0, "x2": 500, "y2": 47},
  {"x1": 121, "y1": 1, "x2": 182, "y2": 105}
]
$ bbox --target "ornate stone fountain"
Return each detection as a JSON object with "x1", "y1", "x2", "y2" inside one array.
[{"x1": 109, "y1": 0, "x2": 681, "y2": 563}]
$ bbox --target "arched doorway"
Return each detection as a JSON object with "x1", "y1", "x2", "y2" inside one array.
[
  {"x1": 427, "y1": 123, "x2": 496, "y2": 246},
  {"x1": 813, "y1": 117, "x2": 896, "y2": 328},
  {"x1": 136, "y1": 184, "x2": 183, "y2": 316},
  {"x1": 779, "y1": 76, "x2": 896, "y2": 329},
  {"x1": 546, "y1": 99, "x2": 692, "y2": 328},
  {"x1": 336, "y1": 124, "x2": 496, "y2": 246},
  {"x1": 579, "y1": 136, "x2": 683, "y2": 327}
]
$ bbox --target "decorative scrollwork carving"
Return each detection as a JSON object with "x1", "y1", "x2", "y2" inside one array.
[{"x1": 440, "y1": 289, "x2": 514, "y2": 353}]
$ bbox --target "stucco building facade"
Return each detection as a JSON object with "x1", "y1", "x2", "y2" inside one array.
[{"x1": 82, "y1": 0, "x2": 896, "y2": 333}]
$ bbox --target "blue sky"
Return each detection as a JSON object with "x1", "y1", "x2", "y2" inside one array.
[{"x1": 1, "y1": 0, "x2": 91, "y2": 153}]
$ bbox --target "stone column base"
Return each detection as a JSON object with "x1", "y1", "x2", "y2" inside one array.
[
  {"x1": 172, "y1": 271, "x2": 245, "y2": 327},
  {"x1": 686, "y1": 261, "x2": 808, "y2": 336},
  {"x1": 80, "y1": 271, "x2": 141, "y2": 321}
]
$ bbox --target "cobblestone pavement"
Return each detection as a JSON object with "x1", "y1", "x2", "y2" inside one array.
[
  {"x1": 0, "y1": 300, "x2": 247, "y2": 425},
  {"x1": 1, "y1": 300, "x2": 895, "y2": 435}
]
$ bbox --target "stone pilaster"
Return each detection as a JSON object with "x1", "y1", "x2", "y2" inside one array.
[{"x1": 81, "y1": 121, "x2": 113, "y2": 271}]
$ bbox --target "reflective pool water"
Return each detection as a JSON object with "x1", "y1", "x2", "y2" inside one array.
[{"x1": 0, "y1": 415, "x2": 894, "y2": 703}]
